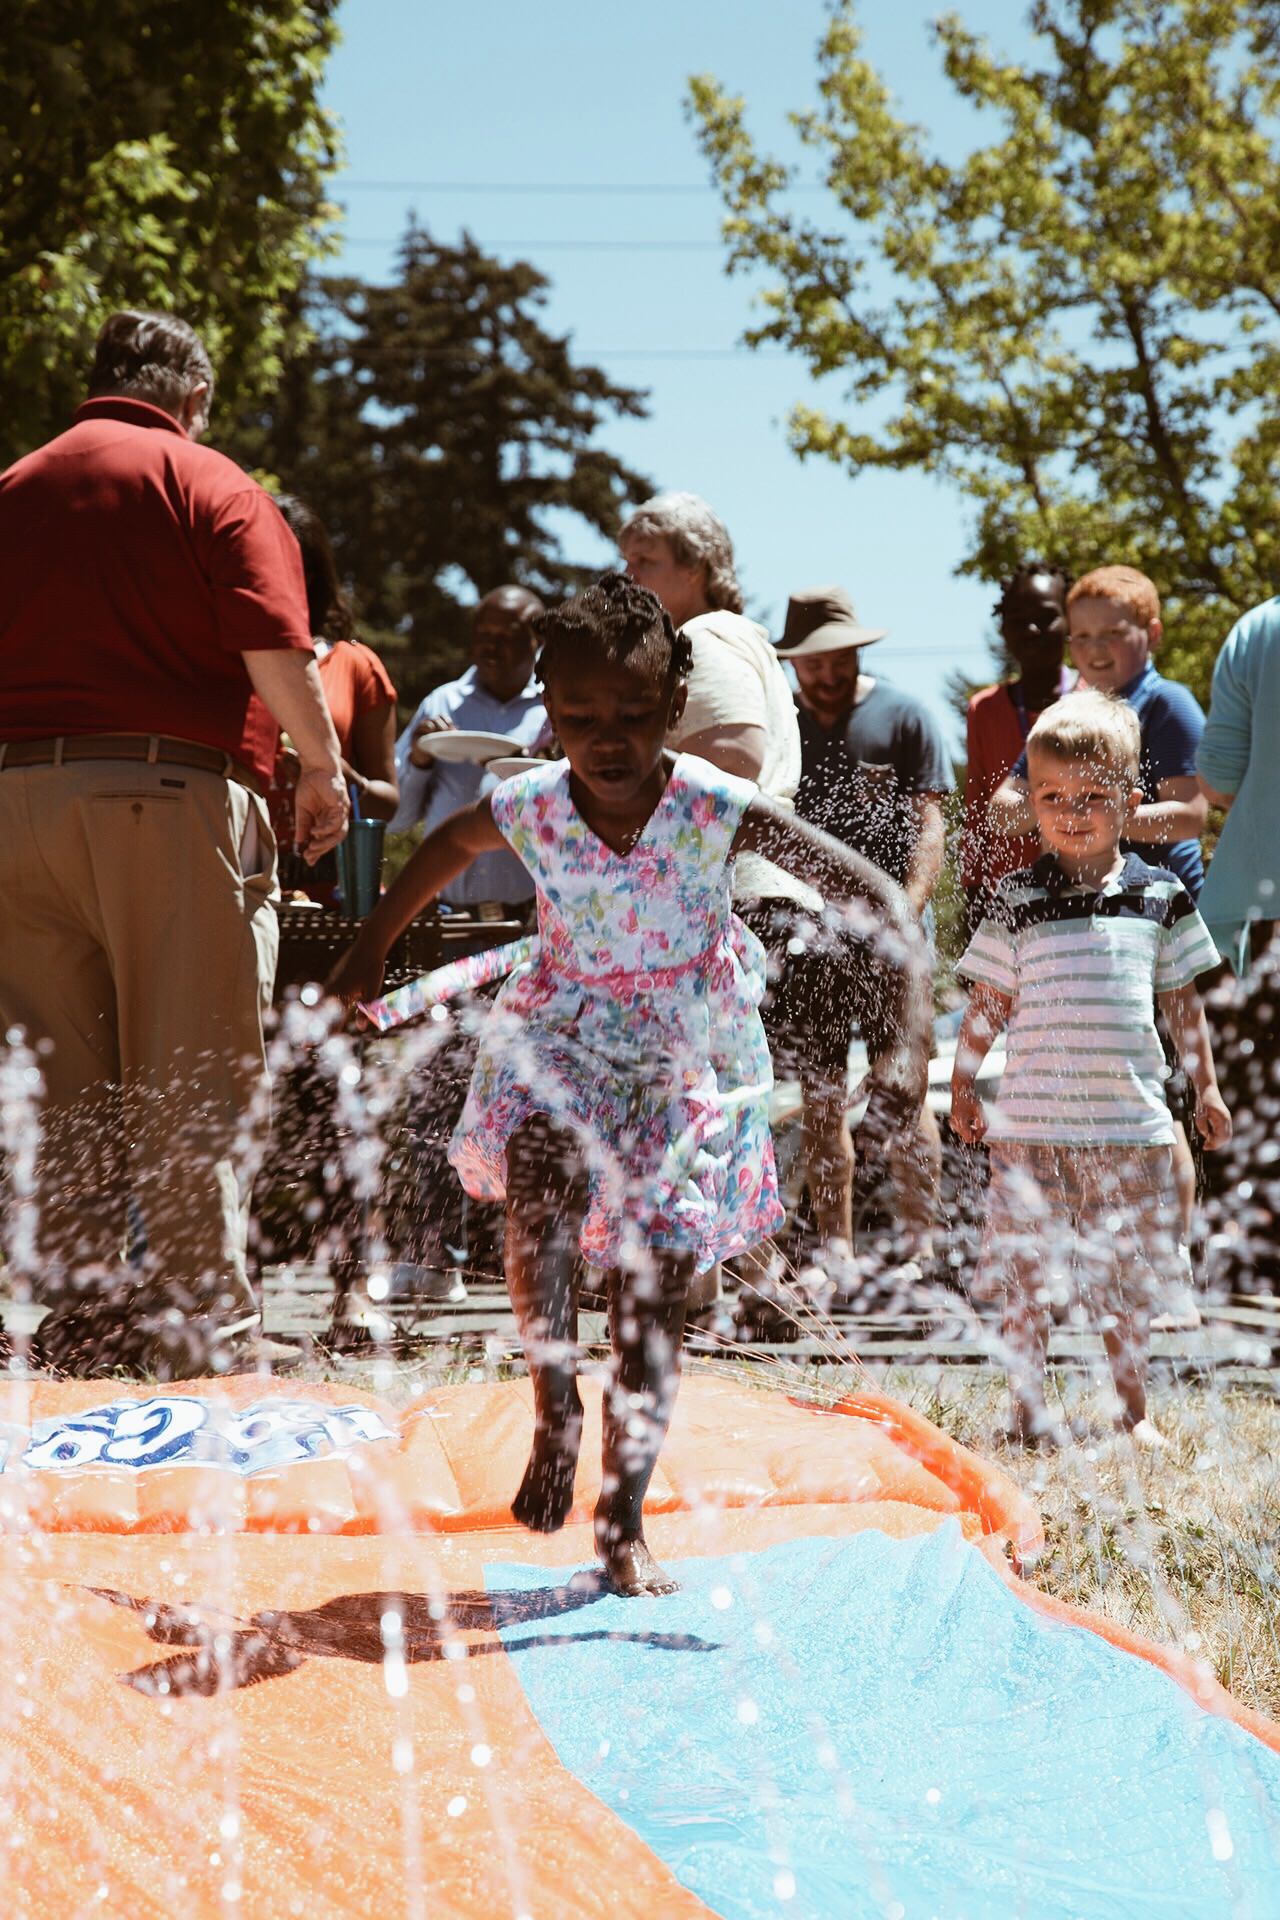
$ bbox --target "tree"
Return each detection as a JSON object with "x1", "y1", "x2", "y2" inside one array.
[
  {"x1": 0, "y1": 0, "x2": 342, "y2": 467},
  {"x1": 229, "y1": 227, "x2": 652, "y2": 705},
  {"x1": 689, "y1": 0, "x2": 1280, "y2": 699}
]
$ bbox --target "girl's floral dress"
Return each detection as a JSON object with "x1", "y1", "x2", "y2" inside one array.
[{"x1": 448, "y1": 755, "x2": 782, "y2": 1273}]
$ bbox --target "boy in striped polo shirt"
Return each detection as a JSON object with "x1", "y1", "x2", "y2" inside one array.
[{"x1": 951, "y1": 691, "x2": 1230, "y2": 1448}]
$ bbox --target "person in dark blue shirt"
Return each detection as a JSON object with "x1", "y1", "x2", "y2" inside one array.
[{"x1": 747, "y1": 587, "x2": 953, "y2": 1290}]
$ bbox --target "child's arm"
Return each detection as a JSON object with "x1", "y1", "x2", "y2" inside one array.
[
  {"x1": 326, "y1": 798, "x2": 507, "y2": 1005},
  {"x1": 1121, "y1": 778, "x2": 1208, "y2": 846},
  {"x1": 1157, "y1": 982, "x2": 1232, "y2": 1149},
  {"x1": 949, "y1": 985, "x2": 1011, "y2": 1144},
  {"x1": 733, "y1": 799, "x2": 933, "y2": 1131}
]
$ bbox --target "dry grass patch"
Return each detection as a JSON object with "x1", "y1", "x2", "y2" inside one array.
[{"x1": 764, "y1": 1358, "x2": 1280, "y2": 1723}]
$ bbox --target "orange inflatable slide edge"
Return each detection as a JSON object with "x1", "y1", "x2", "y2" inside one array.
[{"x1": 0, "y1": 1371, "x2": 1276, "y2": 1920}]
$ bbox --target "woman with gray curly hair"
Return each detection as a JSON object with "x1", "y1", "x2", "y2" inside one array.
[
  {"x1": 620, "y1": 490, "x2": 790, "y2": 789},
  {"x1": 620, "y1": 490, "x2": 745, "y2": 619}
]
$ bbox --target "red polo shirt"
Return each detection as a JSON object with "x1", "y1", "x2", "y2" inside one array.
[{"x1": 0, "y1": 398, "x2": 312, "y2": 784}]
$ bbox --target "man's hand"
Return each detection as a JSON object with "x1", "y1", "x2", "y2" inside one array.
[
  {"x1": 409, "y1": 715, "x2": 456, "y2": 769},
  {"x1": 950, "y1": 1080, "x2": 987, "y2": 1145},
  {"x1": 1195, "y1": 1087, "x2": 1232, "y2": 1151},
  {"x1": 294, "y1": 767, "x2": 349, "y2": 862},
  {"x1": 326, "y1": 932, "x2": 388, "y2": 1010}
]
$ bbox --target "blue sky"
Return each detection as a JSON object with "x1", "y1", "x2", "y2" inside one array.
[{"x1": 321, "y1": 1, "x2": 1038, "y2": 745}]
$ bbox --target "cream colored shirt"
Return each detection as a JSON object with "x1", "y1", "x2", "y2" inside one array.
[{"x1": 670, "y1": 610, "x2": 819, "y2": 908}]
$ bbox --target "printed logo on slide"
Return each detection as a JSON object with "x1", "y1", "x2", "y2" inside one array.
[{"x1": 0, "y1": 1398, "x2": 396, "y2": 1476}]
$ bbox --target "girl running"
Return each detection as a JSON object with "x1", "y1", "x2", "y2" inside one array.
[{"x1": 330, "y1": 575, "x2": 928, "y2": 1594}]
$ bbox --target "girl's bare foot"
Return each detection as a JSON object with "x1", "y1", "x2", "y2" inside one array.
[
  {"x1": 512, "y1": 1420, "x2": 581, "y2": 1533},
  {"x1": 599, "y1": 1533, "x2": 679, "y2": 1597},
  {"x1": 1125, "y1": 1416, "x2": 1170, "y2": 1452}
]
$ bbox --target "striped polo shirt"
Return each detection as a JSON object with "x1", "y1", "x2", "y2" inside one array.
[{"x1": 958, "y1": 853, "x2": 1221, "y2": 1145}]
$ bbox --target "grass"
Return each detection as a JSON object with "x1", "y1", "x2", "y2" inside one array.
[{"x1": 711, "y1": 1355, "x2": 1280, "y2": 1722}]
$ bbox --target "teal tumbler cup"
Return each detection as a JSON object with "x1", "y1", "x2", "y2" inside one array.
[{"x1": 334, "y1": 819, "x2": 386, "y2": 919}]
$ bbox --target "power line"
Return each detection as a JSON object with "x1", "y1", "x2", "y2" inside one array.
[
  {"x1": 338, "y1": 178, "x2": 823, "y2": 194},
  {"x1": 339, "y1": 237, "x2": 723, "y2": 251},
  {"x1": 313, "y1": 345, "x2": 785, "y2": 360}
]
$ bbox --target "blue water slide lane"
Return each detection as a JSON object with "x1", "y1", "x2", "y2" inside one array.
[{"x1": 487, "y1": 1524, "x2": 1280, "y2": 1919}]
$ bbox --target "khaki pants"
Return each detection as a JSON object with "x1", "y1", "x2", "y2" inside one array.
[{"x1": 0, "y1": 759, "x2": 278, "y2": 1317}]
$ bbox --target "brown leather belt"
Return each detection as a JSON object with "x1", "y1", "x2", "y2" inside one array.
[{"x1": 0, "y1": 733, "x2": 264, "y2": 796}]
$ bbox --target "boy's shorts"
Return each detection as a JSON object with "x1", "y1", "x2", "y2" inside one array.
[{"x1": 974, "y1": 1142, "x2": 1177, "y2": 1312}]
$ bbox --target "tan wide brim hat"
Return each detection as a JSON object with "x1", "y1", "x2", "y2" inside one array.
[{"x1": 773, "y1": 585, "x2": 889, "y2": 657}]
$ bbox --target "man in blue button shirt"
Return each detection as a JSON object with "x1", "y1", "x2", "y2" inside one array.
[
  {"x1": 384, "y1": 584, "x2": 547, "y2": 1302},
  {"x1": 390, "y1": 585, "x2": 547, "y2": 910}
]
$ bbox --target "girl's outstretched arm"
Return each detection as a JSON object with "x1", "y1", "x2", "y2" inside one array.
[
  {"x1": 327, "y1": 798, "x2": 507, "y2": 1006},
  {"x1": 732, "y1": 796, "x2": 934, "y2": 1130}
]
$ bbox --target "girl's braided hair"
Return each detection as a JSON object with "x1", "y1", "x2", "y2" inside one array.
[
  {"x1": 533, "y1": 571, "x2": 694, "y2": 690},
  {"x1": 993, "y1": 559, "x2": 1071, "y2": 622}
]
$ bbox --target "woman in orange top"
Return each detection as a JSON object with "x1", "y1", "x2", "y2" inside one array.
[{"x1": 272, "y1": 495, "x2": 398, "y2": 895}]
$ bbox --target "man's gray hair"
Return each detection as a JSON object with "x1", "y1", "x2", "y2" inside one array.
[
  {"x1": 620, "y1": 491, "x2": 744, "y2": 614},
  {"x1": 87, "y1": 310, "x2": 215, "y2": 416}
]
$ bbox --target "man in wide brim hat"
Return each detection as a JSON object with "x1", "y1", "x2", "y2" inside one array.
[
  {"x1": 773, "y1": 585, "x2": 889, "y2": 659},
  {"x1": 744, "y1": 582, "x2": 953, "y2": 1292}
]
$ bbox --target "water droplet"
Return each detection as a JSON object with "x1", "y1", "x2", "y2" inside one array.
[
  {"x1": 470, "y1": 1744, "x2": 491, "y2": 1768},
  {"x1": 392, "y1": 1737, "x2": 413, "y2": 1775},
  {"x1": 447, "y1": 1795, "x2": 467, "y2": 1818},
  {"x1": 1207, "y1": 1808, "x2": 1233, "y2": 1861},
  {"x1": 736, "y1": 1697, "x2": 759, "y2": 1726},
  {"x1": 773, "y1": 1868, "x2": 796, "y2": 1900},
  {"x1": 299, "y1": 984, "x2": 321, "y2": 1007},
  {"x1": 710, "y1": 1585, "x2": 733, "y2": 1610},
  {"x1": 367, "y1": 1272, "x2": 389, "y2": 1301},
  {"x1": 926, "y1": 1786, "x2": 941, "y2": 1805}
]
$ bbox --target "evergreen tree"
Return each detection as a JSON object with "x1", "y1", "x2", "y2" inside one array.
[{"x1": 229, "y1": 227, "x2": 652, "y2": 705}]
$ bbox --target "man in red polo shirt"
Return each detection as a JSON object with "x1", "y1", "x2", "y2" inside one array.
[{"x1": 0, "y1": 310, "x2": 349, "y2": 1372}]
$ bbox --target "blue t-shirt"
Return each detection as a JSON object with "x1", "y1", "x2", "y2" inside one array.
[
  {"x1": 794, "y1": 678, "x2": 954, "y2": 886},
  {"x1": 1013, "y1": 661, "x2": 1205, "y2": 897}
]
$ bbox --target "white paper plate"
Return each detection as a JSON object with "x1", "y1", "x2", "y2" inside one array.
[
  {"x1": 486, "y1": 756, "x2": 552, "y2": 781},
  {"x1": 415, "y1": 729, "x2": 524, "y2": 765}
]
